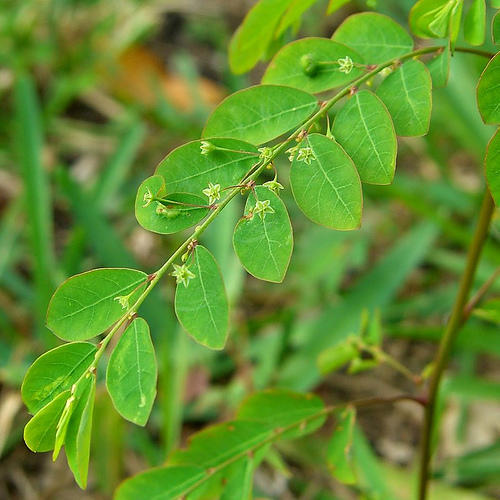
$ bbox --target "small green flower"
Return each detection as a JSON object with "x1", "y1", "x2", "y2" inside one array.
[
  {"x1": 202, "y1": 182, "x2": 221, "y2": 205},
  {"x1": 171, "y1": 264, "x2": 196, "y2": 288},
  {"x1": 142, "y1": 187, "x2": 153, "y2": 208},
  {"x1": 286, "y1": 145, "x2": 299, "y2": 162},
  {"x1": 253, "y1": 199, "x2": 275, "y2": 220},
  {"x1": 296, "y1": 147, "x2": 316, "y2": 165},
  {"x1": 263, "y1": 179, "x2": 284, "y2": 194},
  {"x1": 258, "y1": 146, "x2": 273, "y2": 162},
  {"x1": 338, "y1": 56, "x2": 354, "y2": 74},
  {"x1": 200, "y1": 141, "x2": 215, "y2": 155}
]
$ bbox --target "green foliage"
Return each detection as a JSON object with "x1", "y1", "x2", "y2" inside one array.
[
  {"x1": 493, "y1": 12, "x2": 500, "y2": 44},
  {"x1": 203, "y1": 85, "x2": 318, "y2": 145},
  {"x1": 332, "y1": 13, "x2": 414, "y2": 64},
  {"x1": 21, "y1": 342, "x2": 96, "y2": 414},
  {"x1": 233, "y1": 186, "x2": 293, "y2": 282},
  {"x1": 477, "y1": 52, "x2": 500, "y2": 124},
  {"x1": 464, "y1": 0, "x2": 486, "y2": 46},
  {"x1": 135, "y1": 176, "x2": 209, "y2": 234},
  {"x1": 376, "y1": 60, "x2": 432, "y2": 137},
  {"x1": 262, "y1": 38, "x2": 364, "y2": 93},
  {"x1": 428, "y1": 45, "x2": 451, "y2": 87},
  {"x1": 46, "y1": 268, "x2": 148, "y2": 341},
  {"x1": 175, "y1": 245, "x2": 229, "y2": 349},
  {"x1": 333, "y1": 90, "x2": 397, "y2": 185},
  {"x1": 486, "y1": 129, "x2": 500, "y2": 206},
  {"x1": 327, "y1": 406, "x2": 357, "y2": 484},
  {"x1": 290, "y1": 133, "x2": 362, "y2": 230},
  {"x1": 106, "y1": 318, "x2": 157, "y2": 425}
]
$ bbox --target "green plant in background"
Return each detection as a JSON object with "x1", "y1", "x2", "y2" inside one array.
[{"x1": 15, "y1": 0, "x2": 500, "y2": 498}]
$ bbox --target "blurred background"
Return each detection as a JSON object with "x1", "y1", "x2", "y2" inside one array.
[{"x1": 0, "y1": 0, "x2": 499, "y2": 498}]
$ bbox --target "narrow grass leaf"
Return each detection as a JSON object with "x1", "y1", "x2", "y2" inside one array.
[
  {"x1": 333, "y1": 90, "x2": 397, "y2": 185},
  {"x1": 202, "y1": 85, "x2": 318, "y2": 145},
  {"x1": 22, "y1": 342, "x2": 96, "y2": 414},
  {"x1": 262, "y1": 38, "x2": 364, "y2": 94},
  {"x1": 47, "y1": 268, "x2": 148, "y2": 341},
  {"x1": 290, "y1": 133, "x2": 362, "y2": 230},
  {"x1": 135, "y1": 176, "x2": 209, "y2": 234},
  {"x1": 106, "y1": 318, "x2": 157, "y2": 426},
  {"x1": 332, "y1": 13, "x2": 413, "y2": 64},
  {"x1": 175, "y1": 246, "x2": 229, "y2": 349},
  {"x1": 376, "y1": 59, "x2": 432, "y2": 137},
  {"x1": 477, "y1": 52, "x2": 500, "y2": 124},
  {"x1": 233, "y1": 186, "x2": 293, "y2": 283}
]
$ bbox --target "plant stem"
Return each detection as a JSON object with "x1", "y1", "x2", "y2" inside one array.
[
  {"x1": 454, "y1": 47, "x2": 495, "y2": 59},
  {"x1": 462, "y1": 266, "x2": 500, "y2": 322},
  {"x1": 417, "y1": 191, "x2": 495, "y2": 500}
]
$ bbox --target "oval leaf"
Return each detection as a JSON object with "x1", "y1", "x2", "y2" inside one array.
[
  {"x1": 376, "y1": 59, "x2": 432, "y2": 137},
  {"x1": 485, "y1": 128, "x2": 500, "y2": 206},
  {"x1": 290, "y1": 133, "x2": 362, "y2": 230},
  {"x1": 115, "y1": 465, "x2": 206, "y2": 500},
  {"x1": 262, "y1": 38, "x2": 364, "y2": 94},
  {"x1": 202, "y1": 85, "x2": 318, "y2": 145},
  {"x1": 47, "y1": 268, "x2": 148, "y2": 341},
  {"x1": 228, "y1": 0, "x2": 293, "y2": 74},
  {"x1": 155, "y1": 139, "x2": 258, "y2": 196},
  {"x1": 477, "y1": 52, "x2": 500, "y2": 125},
  {"x1": 24, "y1": 390, "x2": 69, "y2": 452},
  {"x1": 22, "y1": 342, "x2": 96, "y2": 414},
  {"x1": 66, "y1": 374, "x2": 96, "y2": 489},
  {"x1": 327, "y1": 407, "x2": 357, "y2": 484},
  {"x1": 175, "y1": 246, "x2": 229, "y2": 349},
  {"x1": 427, "y1": 45, "x2": 451, "y2": 88},
  {"x1": 106, "y1": 318, "x2": 157, "y2": 426},
  {"x1": 409, "y1": 0, "x2": 456, "y2": 39},
  {"x1": 333, "y1": 90, "x2": 397, "y2": 185},
  {"x1": 493, "y1": 12, "x2": 500, "y2": 45},
  {"x1": 332, "y1": 12, "x2": 413, "y2": 64},
  {"x1": 233, "y1": 185, "x2": 293, "y2": 283},
  {"x1": 135, "y1": 176, "x2": 209, "y2": 234},
  {"x1": 464, "y1": 0, "x2": 486, "y2": 46}
]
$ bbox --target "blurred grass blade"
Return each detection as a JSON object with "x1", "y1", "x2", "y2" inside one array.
[{"x1": 14, "y1": 74, "x2": 56, "y2": 345}]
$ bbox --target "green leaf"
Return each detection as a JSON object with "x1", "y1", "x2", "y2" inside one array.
[
  {"x1": 237, "y1": 389, "x2": 326, "y2": 439},
  {"x1": 135, "y1": 176, "x2": 209, "y2": 235},
  {"x1": 409, "y1": 0, "x2": 457, "y2": 38},
  {"x1": 427, "y1": 45, "x2": 451, "y2": 88},
  {"x1": 332, "y1": 13, "x2": 413, "y2": 64},
  {"x1": 155, "y1": 139, "x2": 258, "y2": 197},
  {"x1": 327, "y1": 0, "x2": 351, "y2": 15},
  {"x1": 327, "y1": 406, "x2": 357, "y2": 484},
  {"x1": 275, "y1": 0, "x2": 317, "y2": 37},
  {"x1": 46, "y1": 268, "x2": 147, "y2": 341},
  {"x1": 115, "y1": 466, "x2": 206, "y2": 500},
  {"x1": 493, "y1": 0, "x2": 500, "y2": 8},
  {"x1": 333, "y1": 90, "x2": 397, "y2": 185},
  {"x1": 262, "y1": 38, "x2": 364, "y2": 94},
  {"x1": 473, "y1": 298, "x2": 500, "y2": 324},
  {"x1": 233, "y1": 185, "x2": 293, "y2": 283},
  {"x1": 228, "y1": 0, "x2": 293, "y2": 74},
  {"x1": 65, "y1": 374, "x2": 96, "y2": 489},
  {"x1": 317, "y1": 340, "x2": 358, "y2": 374},
  {"x1": 24, "y1": 390, "x2": 69, "y2": 452},
  {"x1": 376, "y1": 59, "x2": 432, "y2": 137},
  {"x1": 464, "y1": 0, "x2": 486, "y2": 45},
  {"x1": 493, "y1": 12, "x2": 500, "y2": 45},
  {"x1": 485, "y1": 128, "x2": 500, "y2": 206},
  {"x1": 220, "y1": 457, "x2": 254, "y2": 500},
  {"x1": 477, "y1": 52, "x2": 500, "y2": 124},
  {"x1": 106, "y1": 318, "x2": 157, "y2": 426},
  {"x1": 202, "y1": 85, "x2": 318, "y2": 145},
  {"x1": 21, "y1": 342, "x2": 96, "y2": 414},
  {"x1": 175, "y1": 246, "x2": 229, "y2": 349},
  {"x1": 290, "y1": 133, "x2": 362, "y2": 230}
]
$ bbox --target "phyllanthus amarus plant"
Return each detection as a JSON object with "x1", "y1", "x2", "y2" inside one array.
[{"x1": 21, "y1": 1, "x2": 500, "y2": 498}]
